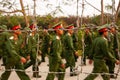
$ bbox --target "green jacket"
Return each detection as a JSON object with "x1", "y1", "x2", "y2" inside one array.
[
  {"x1": 63, "y1": 33, "x2": 75, "y2": 52},
  {"x1": 113, "y1": 31, "x2": 119, "y2": 59},
  {"x1": 10, "y1": 34, "x2": 24, "y2": 57},
  {"x1": 0, "y1": 32, "x2": 20, "y2": 66},
  {"x1": 84, "y1": 32, "x2": 93, "y2": 55},
  {"x1": 113, "y1": 32, "x2": 119, "y2": 51},
  {"x1": 41, "y1": 32, "x2": 51, "y2": 54},
  {"x1": 27, "y1": 33, "x2": 39, "y2": 60},
  {"x1": 72, "y1": 32, "x2": 79, "y2": 50},
  {"x1": 107, "y1": 32, "x2": 114, "y2": 55},
  {"x1": 50, "y1": 35, "x2": 63, "y2": 64},
  {"x1": 89, "y1": 36, "x2": 116, "y2": 62}
]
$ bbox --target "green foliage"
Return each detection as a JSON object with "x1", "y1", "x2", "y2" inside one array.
[
  {"x1": 36, "y1": 15, "x2": 54, "y2": 29},
  {"x1": 91, "y1": 15, "x2": 101, "y2": 25},
  {"x1": 0, "y1": 15, "x2": 25, "y2": 29},
  {"x1": 0, "y1": 14, "x2": 120, "y2": 29}
]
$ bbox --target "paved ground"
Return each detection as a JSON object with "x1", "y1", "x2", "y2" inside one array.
[{"x1": 0, "y1": 57, "x2": 120, "y2": 80}]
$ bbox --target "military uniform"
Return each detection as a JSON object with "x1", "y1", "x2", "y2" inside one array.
[
  {"x1": 72, "y1": 30, "x2": 79, "y2": 62},
  {"x1": 106, "y1": 24, "x2": 119, "y2": 78},
  {"x1": 41, "y1": 29, "x2": 51, "y2": 62},
  {"x1": 83, "y1": 27, "x2": 93, "y2": 65},
  {"x1": 0, "y1": 25, "x2": 7, "y2": 59},
  {"x1": 10, "y1": 25, "x2": 27, "y2": 59},
  {"x1": 46, "y1": 23, "x2": 65, "y2": 80},
  {"x1": 24, "y1": 24, "x2": 41, "y2": 78},
  {"x1": 84, "y1": 24, "x2": 118, "y2": 80},
  {"x1": 63, "y1": 25, "x2": 77, "y2": 76},
  {"x1": 0, "y1": 25, "x2": 30, "y2": 80}
]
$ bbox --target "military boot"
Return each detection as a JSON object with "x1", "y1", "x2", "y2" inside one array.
[
  {"x1": 33, "y1": 66, "x2": 41, "y2": 78},
  {"x1": 70, "y1": 68, "x2": 74, "y2": 76},
  {"x1": 110, "y1": 74, "x2": 117, "y2": 79},
  {"x1": 33, "y1": 72, "x2": 41, "y2": 78},
  {"x1": 70, "y1": 67, "x2": 78, "y2": 76}
]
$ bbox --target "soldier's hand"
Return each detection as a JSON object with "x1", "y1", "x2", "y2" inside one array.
[
  {"x1": 75, "y1": 51, "x2": 79, "y2": 57},
  {"x1": 115, "y1": 60, "x2": 120, "y2": 65},
  {"x1": 61, "y1": 63, "x2": 65, "y2": 69},
  {"x1": 26, "y1": 55, "x2": 30, "y2": 61},
  {"x1": 89, "y1": 59, "x2": 93, "y2": 64},
  {"x1": 21, "y1": 57, "x2": 27, "y2": 63}
]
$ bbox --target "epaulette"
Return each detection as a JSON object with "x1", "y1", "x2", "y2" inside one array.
[
  {"x1": 9, "y1": 36, "x2": 14, "y2": 40},
  {"x1": 56, "y1": 36, "x2": 60, "y2": 40}
]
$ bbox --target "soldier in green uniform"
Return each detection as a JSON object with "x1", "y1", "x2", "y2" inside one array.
[
  {"x1": 0, "y1": 25, "x2": 30, "y2": 80},
  {"x1": 46, "y1": 23, "x2": 65, "y2": 80},
  {"x1": 91, "y1": 26, "x2": 99, "y2": 40},
  {"x1": 72, "y1": 28, "x2": 79, "y2": 62},
  {"x1": 106, "y1": 24, "x2": 120, "y2": 78},
  {"x1": 0, "y1": 25, "x2": 7, "y2": 59},
  {"x1": 63, "y1": 25, "x2": 78, "y2": 76},
  {"x1": 83, "y1": 27, "x2": 93, "y2": 65},
  {"x1": 10, "y1": 25, "x2": 30, "y2": 64},
  {"x1": 84, "y1": 24, "x2": 120, "y2": 80},
  {"x1": 41, "y1": 27, "x2": 51, "y2": 62},
  {"x1": 10, "y1": 24, "x2": 27, "y2": 59},
  {"x1": 24, "y1": 23, "x2": 41, "y2": 78},
  {"x1": 110, "y1": 24, "x2": 119, "y2": 59}
]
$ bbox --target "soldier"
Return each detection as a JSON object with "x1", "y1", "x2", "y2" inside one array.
[
  {"x1": 41, "y1": 27, "x2": 51, "y2": 62},
  {"x1": 83, "y1": 27, "x2": 93, "y2": 65},
  {"x1": 10, "y1": 25, "x2": 30, "y2": 64},
  {"x1": 63, "y1": 24, "x2": 78, "y2": 76},
  {"x1": 0, "y1": 25, "x2": 30, "y2": 80},
  {"x1": 46, "y1": 23, "x2": 65, "y2": 80},
  {"x1": 0, "y1": 25, "x2": 7, "y2": 59},
  {"x1": 72, "y1": 27, "x2": 79, "y2": 62},
  {"x1": 10, "y1": 24, "x2": 27, "y2": 59},
  {"x1": 106, "y1": 24, "x2": 120, "y2": 78},
  {"x1": 110, "y1": 24, "x2": 119, "y2": 59},
  {"x1": 84, "y1": 24, "x2": 120, "y2": 80},
  {"x1": 24, "y1": 23, "x2": 41, "y2": 78}
]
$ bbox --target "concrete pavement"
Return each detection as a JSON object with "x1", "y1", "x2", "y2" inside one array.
[{"x1": 0, "y1": 57, "x2": 120, "y2": 80}]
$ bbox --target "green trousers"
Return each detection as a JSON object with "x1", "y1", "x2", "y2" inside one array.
[
  {"x1": 46, "y1": 56, "x2": 65, "y2": 80},
  {"x1": 84, "y1": 59, "x2": 110, "y2": 80},
  {"x1": 1, "y1": 62, "x2": 30, "y2": 80}
]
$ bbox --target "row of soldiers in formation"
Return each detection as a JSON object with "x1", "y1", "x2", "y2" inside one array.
[
  {"x1": 0, "y1": 22, "x2": 120, "y2": 80},
  {"x1": 0, "y1": 22, "x2": 79, "y2": 80},
  {"x1": 84, "y1": 24, "x2": 120, "y2": 80}
]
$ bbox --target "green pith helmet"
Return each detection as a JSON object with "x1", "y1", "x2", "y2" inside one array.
[
  {"x1": 110, "y1": 23, "x2": 119, "y2": 30},
  {"x1": 97, "y1": 24, "x2": 109, "y2": 31},
  {"x1": 66, "y1": 24, "x2": 74, "y2": 29},
  {"x1": 97, "y1": 24, "x2": 109, "y2": 32},
  {"x1": 52, "y1": 22, "x2": 63, "y2": 30}
]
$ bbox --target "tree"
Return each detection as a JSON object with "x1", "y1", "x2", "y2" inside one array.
[
  {"x1": 0, "y1": 0, "x2": 29, "y2": 27},
  {"x1": 19, "y1": 0, "x2": 29, "y2": 27},
  {"x1": 101, "y1": 0, "x2": 104, "y2": 25},
  {"x1": 115, "y1": 0, "x2": 120, "y2": 22}
]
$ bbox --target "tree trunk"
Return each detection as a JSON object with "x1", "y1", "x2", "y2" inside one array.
[
  {"x1": 101, "y1": 0, "x2": 104, "y2": 25},
  {"x1": 115, "y1": 0, "x2": 120, "y2": 22},
  {"x1": 19, "y1": 0, "x2": 29, "y2": 27}
]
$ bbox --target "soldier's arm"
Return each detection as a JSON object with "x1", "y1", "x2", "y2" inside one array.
[
  {"x1": 52, "y1": 39, "x2": 63, "y2": 64},
  {"x1": 5, "y1": 40, "x2": 21, "y2": 59},
  {"x1": 66, "y1": 35, "x2": 75, "y2": 52},
  {"x1": 102, "y1": 40, "x2": 117, "y2": 62}
]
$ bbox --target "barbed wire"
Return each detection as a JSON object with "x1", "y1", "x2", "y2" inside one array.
[
  {"x1": 0, "y1": 67, "x2": 120, "y2": 76},
  {"x1": 0, "y1": 27, "x2": 120, "y2": 80},
  {"x1": 0, "y1": 27, "x2": 97, "y2": 32}
]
